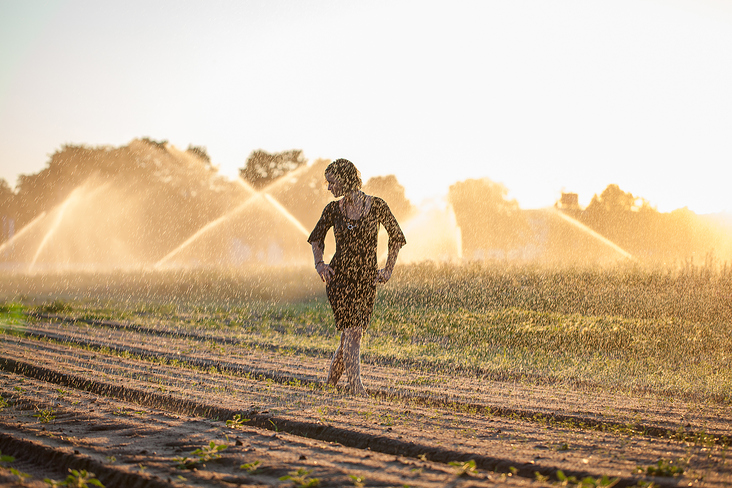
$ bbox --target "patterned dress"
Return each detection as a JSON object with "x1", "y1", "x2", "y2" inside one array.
[{"x1": 308, "y1": 197, "x2": 406, "y2": 330}]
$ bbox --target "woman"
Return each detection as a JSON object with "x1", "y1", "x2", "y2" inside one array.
[{"x1": 308, "y1": 159, "x2": 406, "y2": 395}]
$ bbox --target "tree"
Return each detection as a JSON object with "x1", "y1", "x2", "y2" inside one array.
[
  {"x1": 0, "y1": 179, "x2": 14, "y2": 211},
  {"x1": 0, "y1": 178, "x2": 16, "y2": 243},
  {"x1": 448, "y1": 178, "x2": 529, "y2": 256},
  {"x1": 581, "y1": 184, "x2": 658, "y2": 255},
  {"x1": 239, "y1": 149, "x2": 306, "y2": 189},
  {"x1": 186, "y1": 145, "x2": 211, "y2": 164},
  {"x1": 584, "y1": 184, "x2": 653, "y2": 216},
  {"x1": 362, "y1": 175, "x2": 414, "y2": 222},
  {"x1": 7, "y1": 139, "x2": 243, "y2": 262},
  {"x1": 263, "y1": 158, "x2": 332, "y2": 231}
]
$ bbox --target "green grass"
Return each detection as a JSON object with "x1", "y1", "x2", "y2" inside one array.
[
  {"x1": 2, "y1": 263, "x2": 732, "y2": 402},
  {"x1": 0, "y1": 302, "x2": 25, "y2": 331}
]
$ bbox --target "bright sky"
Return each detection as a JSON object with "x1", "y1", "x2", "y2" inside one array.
[{"x1": 1, "y1": 0, "x2": 732, "y2": 214}]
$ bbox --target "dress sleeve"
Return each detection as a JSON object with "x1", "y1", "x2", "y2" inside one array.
[
  {"x1": 307, "y1": 202, "x2": 334, "y2": 247},
  {"x1": 375, "y1": 198, "x2": 407, "y2": 249}
]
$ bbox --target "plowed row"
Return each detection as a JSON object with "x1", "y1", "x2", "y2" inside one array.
[{"x1": 1, "y1": 316, "x2": 731, "y2": 487}]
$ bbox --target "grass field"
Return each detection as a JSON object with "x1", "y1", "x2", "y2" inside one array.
[
  {"x1": 2, "y1": 262, "x2": 732, "y2": 486},
  {"x1": 2, "y1": 261, "x2": 731, "y2": 403}
]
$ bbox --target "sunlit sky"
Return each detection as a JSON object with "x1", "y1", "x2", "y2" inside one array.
[{"x1": 1, "y1": 0, "x2": 732, "y2": 214}]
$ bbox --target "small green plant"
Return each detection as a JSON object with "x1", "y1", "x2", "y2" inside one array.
[
  {"x1": 556, "y1": 470, "x2": 619, "y2": 487},
  {"x1": 174, "y1": 441, "x2": 227, "y2": 469},
  {"x1": 0, "y1": 450, "x2": 15, "y2": 465},
  {"x1": 535, "y1": 471, "x2": 550, "y2": 482},
  {"x1": 226, "y1": 414, "x2": 250, "y2": 429},
  {"x1": 240, "y1": 460, "x2": 262, "y2": 474},
  {"x1": 379, "y1": 414, "x2": 395, "y2": 426},
  {"x1": 0, "y1": 395, "x2": 8, "y2": 410},
  {"x1": 635, "y1": 459, "x2": 684, "y2": 477},
  {"x1": 279, "y1": 468, "x2": 320, "y2": 487},
  {"x1": 10, "y1": 468, "x2": 31, "y2": 483},
  {"x1": 104, "y1": 456, "x2": 116, "y2": 464},
  {"x1": 33, "y1": 408, "x2": 56, "y2": 423},
  {"x1": 349, "y1": 474, "x2": 366, "y2": 487},
  {"x1": 173, "y1": 456, "x2": 191, "y2": 469},
  {"x1": 449, "y1": 460, "x2": 477, "y2": 477},
  {"x1": 39, "y1": 300, "x2": 71, "y2": 314},
  {"x1": 44, "y1": 469, "x2": 104, "y2": 487},
  {"x1": 315, "y1": 406, "x2": 329, "y2": 423},
  {"x1": 0, "y1": 302, "x2": 25, "y2": 328},
  {"x1": 193, "y1": 440, "x2": 227, "y2": 462}
]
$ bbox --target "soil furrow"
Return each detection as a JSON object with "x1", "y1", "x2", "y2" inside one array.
[
  {"x1": 10, "y1": 324, "x2": 732, "y2": 444},
  {"x1": 3, "y1": 371, "x2": 523, "y2": 488},
  {"x1": 0, "y1": 354, "x2": 654, "y2": 486},
  {"x1": 35, "y1": 312, "x2": 732, "y2": 405},
  {"x1": 0, "y1": 432, "x2": 173, "y2": 488},
  {"x1": 2, "y1": 336, "x2": 730, "y2": 486}
]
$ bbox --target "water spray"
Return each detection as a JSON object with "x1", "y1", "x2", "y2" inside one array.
[
  {"x1": 28, "y1": 190, "x2": 83, "y2": 272},
  {"x1": 155, "y1": 170, "x2": 313, "y2": 269},
  {"x1": 549, "y1": 207, "x2": 634, "y2": 260},
  {"x1": 0, "y1": 211, "x2": 47, "y2": 257}
]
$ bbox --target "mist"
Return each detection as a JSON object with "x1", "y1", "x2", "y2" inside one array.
[{"x1": 1, "y1": 139, "x2": 731, "y2": 273}]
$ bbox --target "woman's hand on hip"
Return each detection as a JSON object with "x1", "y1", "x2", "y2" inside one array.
[
  {"x1": 375, "y1": 268, "x2": 392, "y2": 285},
  {"x1": 316, "y1": 262, "x2": 334, "y2": 283}
]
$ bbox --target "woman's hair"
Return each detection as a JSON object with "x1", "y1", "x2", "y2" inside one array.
[{"x1": 325, "y1": 159, "x2": 362, "y2": 191}]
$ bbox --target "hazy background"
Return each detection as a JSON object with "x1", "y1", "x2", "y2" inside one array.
[{"x1": 1, "y1": 0, "x2": 732, "y2": 213}]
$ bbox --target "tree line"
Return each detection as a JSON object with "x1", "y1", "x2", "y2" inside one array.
[{"x1": 1, "y1": 140, "x2": 729, "y2": 265}]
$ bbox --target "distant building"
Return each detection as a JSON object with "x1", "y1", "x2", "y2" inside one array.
[
  {"x1": 558, "y1": 192, "x2": 579, "y2": 209},
  {"x1": 555, "y1": 192, "x2": 582, "y2": 221}
]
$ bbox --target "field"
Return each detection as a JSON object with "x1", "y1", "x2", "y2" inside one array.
[{"x1": 1, "y1": 263, "x2": 731, "y2": 487}]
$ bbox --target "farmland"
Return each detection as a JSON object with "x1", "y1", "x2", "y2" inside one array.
[{"x1": 1, "y1": 263, "x2": 731, "y2": 487}]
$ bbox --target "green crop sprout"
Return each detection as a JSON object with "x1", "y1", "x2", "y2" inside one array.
[
  {"x1": 0, "y1": 450, "x2": 15, "y2": 465},
  {"x1": 174, "y1": 440, "x2": 227, "y2": 469},
  {"x1": 34, "y1": 408, "x2": 56, "y2": 423},
  {"x1": 349, "y1": 474, "x2": 366, "y2": 487},
  {"x1": 279, "y1": 468, "x2": 320, "y2": 487},
  {"x1": 226, "y1": 414, "x2": 250, "y2": 429},
  {"x1": 10, "y1": 468, "x2": 32, "y2": 483},
  {"x1": 44, "y1": 469, "x2": 104, "y2": 488},
  {"x1": 449, "y1": 459, "x2": 477, "y2": 477},
  {"x1": 556, "y1": 470, "x2": 619, "y2": 487},
  {"x1": 240, "y1": 460, "x2": 261, "y2": 474},
  {"x1": 635, "y1": 459, "x2": 684, "y2": 477}
]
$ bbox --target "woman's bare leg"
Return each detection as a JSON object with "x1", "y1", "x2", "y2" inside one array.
[
  {"x1": 327, "y1": 331, "x2": 346, "y2": 386},
  {"x1": 343, "y1": 325, "x2": 367, "y2": 395}
]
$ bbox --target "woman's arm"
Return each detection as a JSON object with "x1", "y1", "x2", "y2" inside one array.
[
  {"x1": 376, "y1": 242, "x2": 402, "y2": 284},
  {"x1": 312, "y1": 241, "x2": 334, "y2": 283},
  {"x1": 375, "y1": 198, "x2": 406, "y2": 285},
  {"x1": 308, "y1": 204, "x2": 335, "y2": 284}
]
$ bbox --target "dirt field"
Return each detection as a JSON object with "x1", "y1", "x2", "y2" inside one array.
[{"x1": 1, "y1": 313, "x2": 731, "y2": 487}]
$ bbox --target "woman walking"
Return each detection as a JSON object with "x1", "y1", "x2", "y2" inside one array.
[{"x1": 308, "y1": 159, "x2": 406, "y2": 395}]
